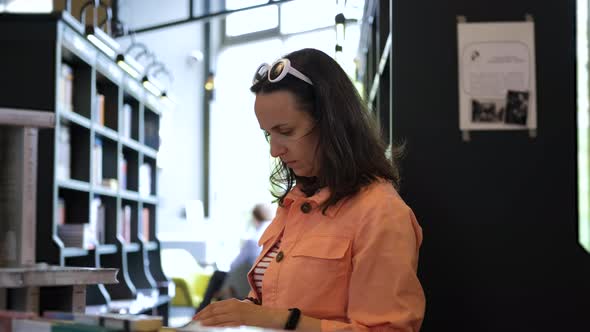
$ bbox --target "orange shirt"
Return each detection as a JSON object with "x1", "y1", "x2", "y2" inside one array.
[{"x1": 247, "y1": 180, "x2": 425, "y2": 331}]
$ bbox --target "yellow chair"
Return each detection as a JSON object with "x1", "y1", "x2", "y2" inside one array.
[{"x1": 161, "y1": 248, "x2": 213, "y2": 308}]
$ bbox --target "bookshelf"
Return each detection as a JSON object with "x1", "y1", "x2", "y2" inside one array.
[{"x1": 0, "y1": 12, "x2": 171, "y2": 322}]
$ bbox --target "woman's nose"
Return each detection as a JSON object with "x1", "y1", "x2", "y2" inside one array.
[{"x1": 270, "y1": 139, "x2": 287, "y2": 158}]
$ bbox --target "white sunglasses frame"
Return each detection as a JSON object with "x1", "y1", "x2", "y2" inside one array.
[{"x1": 252, "y1": 58, "x2": 313, "y2": 86}]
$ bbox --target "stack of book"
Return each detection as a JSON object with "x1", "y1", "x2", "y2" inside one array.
[
  {"x1": 3, "y1": 310, "x2": 164, "y2": 332},
  {"x1": 45, "y1": 312, "x2": 163, "y2": 332},
  {"x1": 57, "y1": 223, "x2": 95, "y2": 249}
]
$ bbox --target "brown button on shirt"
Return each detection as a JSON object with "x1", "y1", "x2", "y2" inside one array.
[
  {"x1": 300, "y1": 202, "x2": 312, "y2": 213},
  {"x1": 275, "y1": 251, "x2": 284, "y2": 262}
]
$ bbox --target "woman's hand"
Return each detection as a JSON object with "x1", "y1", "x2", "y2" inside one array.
[{"x1": 193, "y1": 298, "x2": 288, "y2": 328}]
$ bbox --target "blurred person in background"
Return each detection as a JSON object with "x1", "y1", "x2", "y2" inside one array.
[{"x1": 196, "y1": 203, "x2": 273, "y2": 312}]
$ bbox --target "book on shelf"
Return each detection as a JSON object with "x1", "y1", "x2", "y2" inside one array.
[
  {"x1": 57, "y1": 223, "x2": 96, "y2": 249},
  {"x1": 56, "y1": 123, "x2": 70, "y2": 180},
  {"x1": 120, "y1": 205, "x2": 131, "y2": 243},
  {"x1": 97, "y1": 202, "x2": 106, "y2": 245},
  {"x1": 102, "y1": 178, "x2": 119, "y2": 191},
  {"x1": 0, "y1": 126, "x2": 38, "y2": 267},
  {"x1": 139, "y1": 163, "x2": 151, "y2": 197},
  {"x1": 141, "y1": 208, "x2": 150, "y2": 242},
  {"x1": 144, "y1": 119, "x2": 159, "y2": 150},
  {"x1": 122, "y1": 104, "x2": 132, "y2": 139},
  {"x1": 93, "y1": 137, "x2": 103, "y2": 185},
  {"x1": 58, "y1": 62, "x2": 74, "y2": 111},
  {"x1": 96, "y1": 93, "x2": 105, "y2": 126},
  {"x1": 119, "y1": 155, "x2": 127, "y2": 190},
  {"x1": 56, "y1": 198, "x2": 66, "y2": 225},
  {"x1": 91, "y1": 197, "x2": 106, "y2": 245}
]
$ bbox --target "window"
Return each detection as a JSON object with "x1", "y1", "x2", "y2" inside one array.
[
  {"x1": 226, "y1": 0, "x2": 268, "y2": 8},
  {"x1": 280, "y1": 0, "x2": 335, "y2": 34},
  {"x1": 225, "y1": 0, "x2": 279, "y2": 37},
  {"x1": 225, "y1": 0, "x2": 365, "y2": 40}
]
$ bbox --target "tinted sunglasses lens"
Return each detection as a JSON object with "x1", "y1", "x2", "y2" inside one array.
[{"x1": 269, "y1": 61, "x2": 285, "y2": 81}]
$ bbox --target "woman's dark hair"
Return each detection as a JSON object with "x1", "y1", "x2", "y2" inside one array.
[{"x1": 251, "y1": 48, "x2": 402, "y2": 214}]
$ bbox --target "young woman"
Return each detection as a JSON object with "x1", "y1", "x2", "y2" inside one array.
[{"x1": 194, "y1": 48, "x2": 425, "y2": 332}]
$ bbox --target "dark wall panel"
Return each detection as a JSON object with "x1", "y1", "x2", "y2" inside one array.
[{"x1": 391, "y1": 1, "x2": 590, "y2": 331}]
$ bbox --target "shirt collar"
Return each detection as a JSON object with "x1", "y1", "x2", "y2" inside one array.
[{"x1": 282, "y1": 185, "x2": 345, "y2": 218}]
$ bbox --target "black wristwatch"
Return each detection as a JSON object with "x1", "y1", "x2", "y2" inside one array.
[{"x1": 284, "y1": 308, "x2": 301, "y2": 330}]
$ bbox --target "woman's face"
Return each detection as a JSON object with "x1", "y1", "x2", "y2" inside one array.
[{"x1": 255, "y1": 90, "x2": 319, "y2": 177}]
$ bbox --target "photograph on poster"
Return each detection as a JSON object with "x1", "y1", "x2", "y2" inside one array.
[
  {"x1": 457, "y1": 21, "x2": 536, "y2": 131},
  {"x1": 471, "y1": 99, "x2": 505, "y2": 123},
  {"x1": 505, "y1": 90, "x2": 529, "y2": 125}
]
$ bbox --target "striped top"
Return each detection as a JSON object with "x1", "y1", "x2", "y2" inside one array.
[{"x1": 253, "y1": 238, "x2": 282, "y2": 297}]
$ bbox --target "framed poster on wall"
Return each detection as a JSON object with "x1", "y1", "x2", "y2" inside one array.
[{"x1": 457, "y1": 21, "x2": 536, "y2": 133}]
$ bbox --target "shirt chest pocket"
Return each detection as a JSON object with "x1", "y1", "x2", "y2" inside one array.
[{"x1": 290, "y1": 236, "x2": 351, "y2": 276}]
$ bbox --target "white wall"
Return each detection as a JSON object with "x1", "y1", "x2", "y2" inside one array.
[{"x1": 117, "y1": 0, "x2": 205, "y2": 234}]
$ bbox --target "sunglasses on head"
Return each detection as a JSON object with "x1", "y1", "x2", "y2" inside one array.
[{"x1": 252, "y1": 58, "x2": 313, "y2": 87}]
